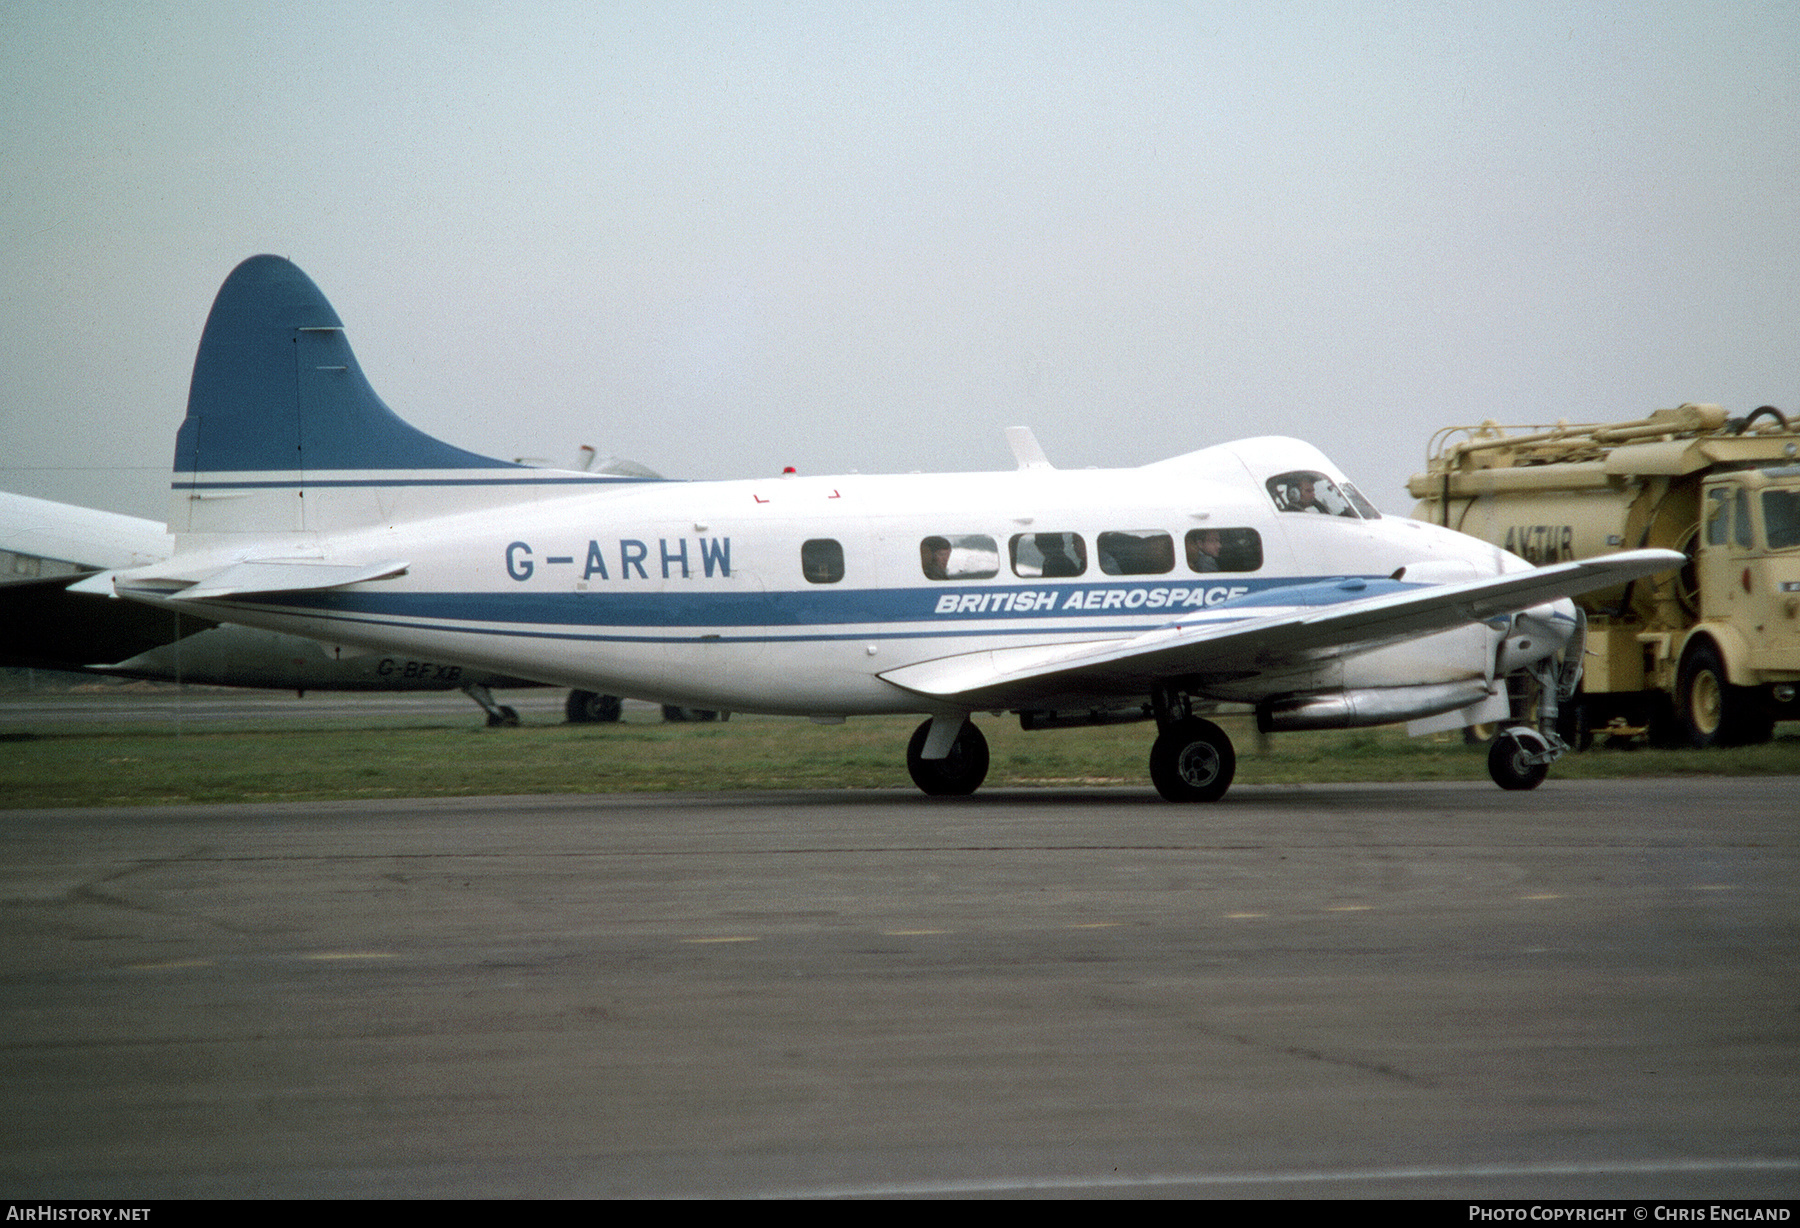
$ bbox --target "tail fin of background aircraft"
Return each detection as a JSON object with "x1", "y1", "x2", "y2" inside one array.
[{"x1": 171, "y1": 256, "x2": 622, "y2": 536}]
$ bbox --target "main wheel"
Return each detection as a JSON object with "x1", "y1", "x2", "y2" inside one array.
[
  {"x1": 1488, "y1": 732, "x2": 1548, "y2": 790},
  {"x1": 565, "y1": 690, "x2": 622, "y2": 723},
  {"x1": 1149, "y1": 718, "x2": 1236, "y2": 802},
  {"x1": 905, "y1": 719, "x2": 990, "y2": 796}
]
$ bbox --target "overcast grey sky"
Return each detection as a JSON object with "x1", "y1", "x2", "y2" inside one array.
[{"x1": 3, "y1": 1, "x2": 1795, "y2": 521}]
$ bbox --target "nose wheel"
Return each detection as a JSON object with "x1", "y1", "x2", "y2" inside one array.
[{"x1": 1487, "y1": 728, "x2": 1550, "y2": 790}]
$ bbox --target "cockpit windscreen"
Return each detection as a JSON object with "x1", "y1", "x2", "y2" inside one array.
[{"x1": 1266, "y1": 470, "x2": 1380, "y2": 519}]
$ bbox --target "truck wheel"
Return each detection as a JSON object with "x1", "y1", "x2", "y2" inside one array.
[
  {"x1": 1488, "y1": 733, "x2": 1548, "y2": 790},
  {"x1": 1677, "y1": 642, "x2": 1735, "y2": 748},
  {"x1": 1676, "y1": 642, "x2": 1773, "y2": 747}
]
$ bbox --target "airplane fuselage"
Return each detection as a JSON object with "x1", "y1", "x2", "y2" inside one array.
[{"x1": 147, "y1": 438, "x2": 1533, "y2": 720}]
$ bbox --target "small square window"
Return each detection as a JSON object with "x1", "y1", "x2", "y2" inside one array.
[{"x1": 802, "y1": 538, "x2": 844, "y2": 584}]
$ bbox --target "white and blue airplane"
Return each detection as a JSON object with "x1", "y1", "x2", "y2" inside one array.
[{"x1": 77, "y1": 256, "x2": 1681, "y2": 800}]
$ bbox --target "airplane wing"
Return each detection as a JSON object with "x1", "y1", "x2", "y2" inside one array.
[{"x1": 877, "y1": 548, "x2": 1684, "y2": 707}]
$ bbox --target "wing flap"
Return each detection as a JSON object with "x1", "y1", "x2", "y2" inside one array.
[{"x1": 879, "y1": 548, "x2": 1684, "y2": 704}]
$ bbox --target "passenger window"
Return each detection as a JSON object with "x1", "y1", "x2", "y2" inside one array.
[
  {"x1": 1267, "y1": 470, "x2": 1360, "y2": 518},
  {"x1": 1097, "y1": 530, "x2": 1174, "y2": 576},
  {"x1": 802, "y1": 538, "x2": 844, "y2": 584},
  {"x1": 1009, "y1": 532, "x2": 1086, "y2": 578},
  {"x1": 1764, "y1": 490, "x2": 1800, "y2": 550},
  {"x1": 920, "y1": 534, "x2": 1000, "y2": 580},
  {"x1": 1184, "y1": 527, "x2": 1263, "y2": 573}
]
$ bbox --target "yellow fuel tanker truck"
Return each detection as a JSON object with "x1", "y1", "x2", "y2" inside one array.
[{"x1": 1408, "y1": 403, "x2": 1800, "y2": 747}]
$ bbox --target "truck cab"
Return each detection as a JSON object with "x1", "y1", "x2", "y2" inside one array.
[{"x1": 1686, "y1": 466, "x2": 1800, "y2": 739}]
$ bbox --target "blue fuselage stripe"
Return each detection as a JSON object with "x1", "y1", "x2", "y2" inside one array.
[{"x1": 227, "y1": 575, "x2": 1416, "y2": 637}]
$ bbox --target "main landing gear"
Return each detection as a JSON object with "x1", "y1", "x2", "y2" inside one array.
[
  {"x1": 1149, "y1": 718, "x2": 1237, "y2": 802},
  {"x1": 905, "y1": 716, "x2": 990, "y2": 796},
  {"x1": 901, "y1": 692, "x2": 1240, "y2": 802},
  {"x1": 463, "y1": 682, "x2": 519, "y2": 727},
  {"x1": 1148, "y1": 686, "x2": 1236, "y2": 802}
]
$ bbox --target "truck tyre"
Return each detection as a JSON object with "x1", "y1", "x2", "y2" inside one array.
[
  {"x1": 1678, "y1": 642, "x2": 1730, "y2": 747},
  {"x1": 1676, "y1": 641, "x2": 1771, "y2": 747}
]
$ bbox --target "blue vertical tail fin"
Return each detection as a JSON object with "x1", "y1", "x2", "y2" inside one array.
[{"x1": 171, "y1": 256, "x2": 571, "y2": 535}]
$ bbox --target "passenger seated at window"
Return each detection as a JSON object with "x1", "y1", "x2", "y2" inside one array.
[
  {"x1": 1009, "y1": 532, "x2": 1087, "y2": 578},
  {"x1": 1184, "y1": 527, "x2": 1263, "y2": 573},
  {"x1": 921, "y1": 535, "x2": 1000, "y2": 580}
]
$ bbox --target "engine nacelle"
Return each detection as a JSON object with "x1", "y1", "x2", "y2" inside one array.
[{"x1": 1257, "y1": 680, "x2": 1495, "y2": 732}]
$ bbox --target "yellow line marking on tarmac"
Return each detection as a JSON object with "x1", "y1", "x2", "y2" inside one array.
[
  {"x1": 1520, "y1": 893, "x2": 1563, "y2": 900},
  {"x1": 302, "y1": 952, "x2": 397, "y2": 961},
  {"x1": 1325, "y1": 905, "x2": 1372, "y2": 912},
  {"x1": 683, "y1": 936, "x2": 759, "y2": 944},
  {"x1": 1225, "y1": 912, "x2": 1267, "y2": 919}
]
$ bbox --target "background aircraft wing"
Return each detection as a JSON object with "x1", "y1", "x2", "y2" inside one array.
[{"x1": 877, "y1": 548, "x2": 1684, "y2": 707}]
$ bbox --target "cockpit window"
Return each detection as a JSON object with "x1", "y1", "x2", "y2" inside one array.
[
  {"x1": 1267, "y1": 470, "x2": 1362, "y2": 518},
  {"x1": 1341, "y1": 481, "x2": 1382, "y2": 519}
]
